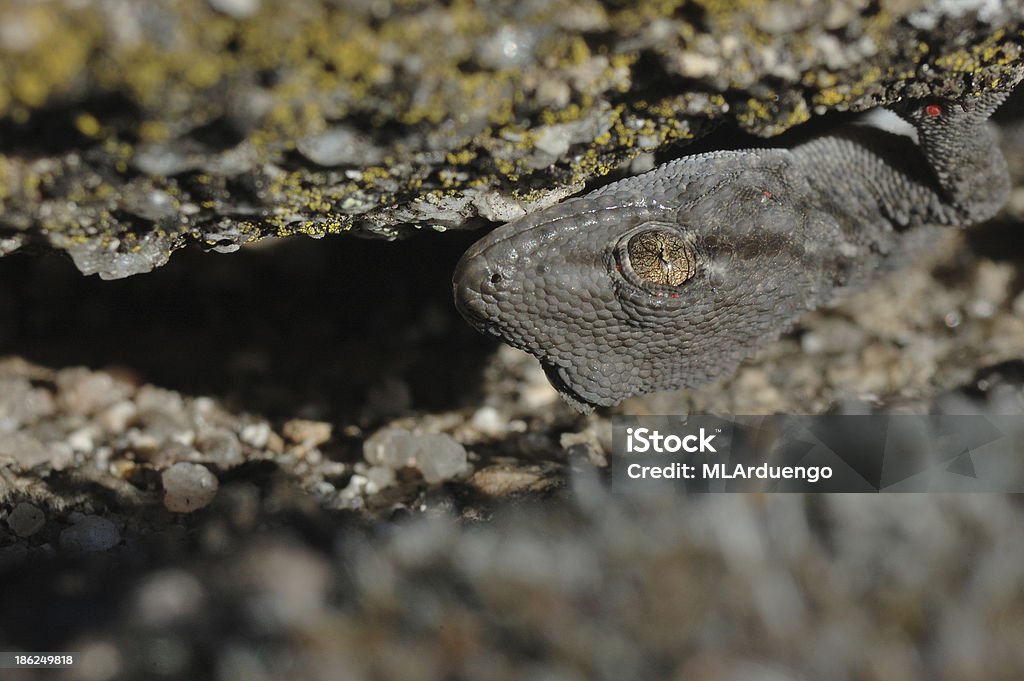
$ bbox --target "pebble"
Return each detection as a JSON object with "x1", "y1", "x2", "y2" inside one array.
[
  {"x1": 282, "y1": 419, "x2": 332, "y2": 448},
  {"x1": 7, "y1": 502, "x2": 45, "y2": 537},
  {"x1": 60, "y1": 515, "x2": 120, "y2": 552},
  {"x1": 364, "y1": 466, "x2": 396, "y2": 494},
  {"x1": 363, "y1": 428, "x2": 416, "y2": 469},
  {"x1": 0, "y1": 432, "x2": 53, "y2": 470},
  {"x1": 0, "y1": 377, "x2": 55, "y2": 430},
  {"x1": 416, "y1": 434, "x2": 469, "y2": 484},
  {"x1": 470, "y1": 406, "x2": 505, "y2": 436},
  {"x1": 57, "y1": 368, "x2": 130, "y2": 416},
  {"x1": 162, "y1": 462, "x2": 219, "y2": 513},
  {"x1": 364, "y1": 428, "x2": 468, "y2": 484},
  {"x1": 196, "y1": 428, "x2": 244, "y2": 467},
  {"x1": 470, "y1": 465, "x2": 546, "y2": 496},
  {"x1": 67, "y1": 427, "x2": 96, "y2": 453},
  {"x1": 97, "y1": 400, "x2": 138, "y2": 433},
  {"x1": 136, "y1": 385, "x2": 186, "y2": 417},
  {"x1": 148, "y1": 442, "x2": 199, "y2": 469},
  {"x1": 239, "y1": 422, "x2": 271, "y2": 448}
]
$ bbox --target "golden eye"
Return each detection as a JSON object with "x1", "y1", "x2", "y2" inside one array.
[{"x1": 625, "y1": 230, "x2": 698, "y2": 286}]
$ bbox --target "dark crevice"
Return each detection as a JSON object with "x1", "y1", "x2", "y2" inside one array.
[
  {"x1": 0, "y1": 94, "x2": 140, "y2": 157},
  {"x1": 186, "y1": 116, "x2": 248, "y2": 152},
  {"x1": 0, "y1": 230, "x2": 496, "y2": 426}
]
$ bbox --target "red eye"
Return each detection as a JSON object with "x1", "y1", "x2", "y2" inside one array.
[{"x1": 925, "y1": 104, "x2": 943, "y2": 117}]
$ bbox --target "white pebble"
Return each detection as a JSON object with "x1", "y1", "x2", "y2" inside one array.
[
  {"x1": 471, "y1": 406, "x2": 505, "y2": 436},
  {"x1": 67, "y1": 427, "x2": 95, "y2": 453},
  {"x1": 364, "y1": 428, "x2": 468, "y2": 483},
  {"x1": 162, "y1": 462, "x2": 219, "y2": 513},
  {"x1": 97, "y1": 400, "x2": 138, "y2": 432},
  {"x1": 239, "y1": 422, "x2": 271, "y2": 448},
  {"x1": 412, "y1": 434, "x2": 468, "y2": 484},
  {"x1": 196, "y1": 428, "x2": 243, "y2": 467},
  {"x1": 363, "y1": 427, "x2": 416, "y2": 468}
]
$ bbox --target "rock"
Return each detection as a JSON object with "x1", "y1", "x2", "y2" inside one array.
[
  {"x1": 364, "y1": 428, "x2": 468, "y2": 484},
  {"x1": 0, "y1": 1, "x2": 1019, "y2": 277},
  {"x1": 97, "y1": 401, "x2": 139, "y2": 433},
  {"x1": 363, "y1": 428, "x2": 413, "y2": 469},
  {"x1": 63, "y1": 231, "x2": 176, "y2": 281},
  {"x1": 195, "y1": 428, "x2": 244, "y2": 467},
  {"x1": 66, "y1": 427, "x2": 96, "y2": 453},
  {"x1": 0, "y1": 377, "x2": 55, "y2": 431},
  {"x1": 239, "y1": 421, "x2": 271, "y2": 448},
  {"x1": 470, "y1": 406, "x2": 506, "y2": 437},
  {"x1": 282, "y1": 420, "x2": 332, "y2": 449},
  {"x1": 7, "y1": 502, "x2": 45, "y2": 537},
  {"x1": 0, "y1": 432, "x2": 54, "y2": 470},
  {"x1": 364, "y1": 466, "x2": 396, "y2": 494},
  {"x1": 162, "y1": 462, "x2": 219, "y2": 513},
  {"x1": 470, "y1": 464, "x2": 548, "y2": 497},
  {"x1": 415, "y1": 434, "x2": 469, "y2": 484},
  {"x1": 59, "y1": 515, "x2": 121, "y2": 552},
  {"x1": 135, "y1": 385, "x2": 187, "y2": 417}
]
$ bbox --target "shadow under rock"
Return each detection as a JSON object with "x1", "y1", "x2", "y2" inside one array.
[{"x1": 0, "y1": 230, "x2": 497, "y2": 423}]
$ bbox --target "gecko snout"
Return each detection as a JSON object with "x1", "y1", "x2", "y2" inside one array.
[{"x1": 452, "y1": 247, "x2": 514, "y2": 327}]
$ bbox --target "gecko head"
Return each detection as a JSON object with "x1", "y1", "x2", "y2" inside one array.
[{"x1": 453, "y1": 187, "x2": 823, "y2": 411}]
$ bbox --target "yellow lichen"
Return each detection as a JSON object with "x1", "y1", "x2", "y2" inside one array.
[{"x1": 74, "y1": 113, "x2": 102, "y2": 138}]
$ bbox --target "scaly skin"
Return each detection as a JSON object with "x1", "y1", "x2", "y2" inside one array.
[{"x1": 453, "y1": 90, "x2": 1014, "y2": 411}]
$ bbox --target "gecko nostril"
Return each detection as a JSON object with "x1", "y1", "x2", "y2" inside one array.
[{"x1": 490, "y1": 273, "x2": 503, "y2": 284}]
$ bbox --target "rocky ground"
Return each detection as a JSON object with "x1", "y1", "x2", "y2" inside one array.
[{"x1": 2, "y1": 2, "x2": 1024, "y2": 680}]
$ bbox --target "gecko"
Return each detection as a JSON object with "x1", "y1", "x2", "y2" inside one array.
[{"x1": 452, "y1": 89, "x2": 1015, "y2": 411}]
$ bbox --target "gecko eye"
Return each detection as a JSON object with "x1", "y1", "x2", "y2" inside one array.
[{"x1": 616, "y1": 228, "x2": 699, "y2": 288}]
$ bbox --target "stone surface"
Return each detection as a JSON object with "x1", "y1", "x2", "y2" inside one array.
[
  {"x1": 6, "y1": 502, "x2": 45, "y2": 537},
  {"x1": 0, "y1": 1, "x2": 1021, "y2": 278},
  {"x1": 58, "y1": 514, "x2": 120, "y2": 552}
]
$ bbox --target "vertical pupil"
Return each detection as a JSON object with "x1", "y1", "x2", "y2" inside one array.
[{"x1": 626, "y1": 230, "x2": 697, "y2": 286}]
